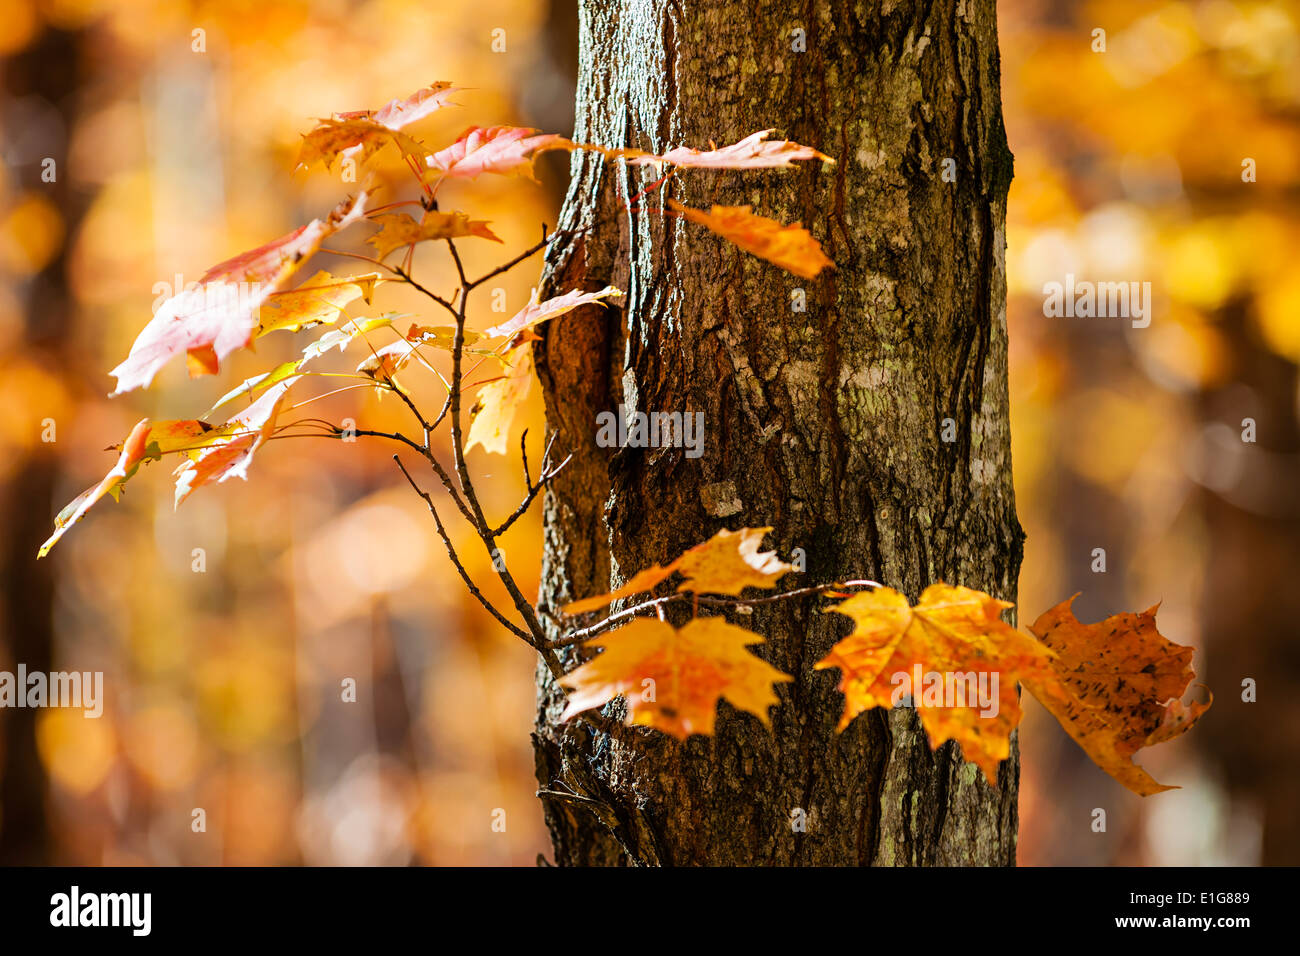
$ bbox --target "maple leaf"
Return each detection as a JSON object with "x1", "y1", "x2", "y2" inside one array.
[
  {"x1": 625, "y1": 129, "x2": 833, "y2": 169},
  {"x1": 464, "y1": 342, "x2": 533, "y2": 455},
  {"x1": 483, "y1": 286, "x2": 623, "y2": 339},
  {"x1": 1022, "y1": 596, "x2": 1212, "y2": 796},
  {"x1": 173, "y1": 376, "x2": 298, "y2": 507},
  {"x1": 347, "y1": 83, "x2": 462, "y2": 130},
  {"x1": 110, "y1": 192, "x2": 369, "y2": 394},
  {"x1": 814, "y1": 585, "x2": 1212, "y2": 794},
  {"x1": 201, "y1": 361, "x2": 306, "y2": 420},
  {"x1": 815, "y1": 584, "x2": 1043, "y2": 784},
  {"x1": 297, "y1": 82, "x2": 459, "y2": 171},
  {"x1": 563, "y1": 526, "x2": 793, "y2": 614},
  {"x1": 560, "y1": 616, "x2": 792, "y2": 738},
  {"x1": 299, "y1": 314, "x2": 400, "y2": 363},
  {"x1": 37, "y1": 418, "x2": 224, "y2": 557},
  {"x1": 356, "y1": 323, "x2": 484, "y2": 378},
  {"x1": 425, "y1": 125, "x2": 574, "y2": 184},
  {"x1": 670, "y1": 200, "x2": 833, "y2": 280},
  {"x1": 37, "y1": 418, "x2": 153, "y2": 558},
  {"x1": 256, "y1": 270, "x2": 381, "y2": 336},
  {"x1": 366, "y1": 210, "x2": 502, "y2": 261}
]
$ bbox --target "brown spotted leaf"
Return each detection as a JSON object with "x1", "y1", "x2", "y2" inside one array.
[{"x1": 1022, "y1": 595, "x2": 1212, "y2": 795}]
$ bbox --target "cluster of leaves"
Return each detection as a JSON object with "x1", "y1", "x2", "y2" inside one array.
[
  {"x1": 41, "y1": 83, "x2": 833, "y2": 558},
  {"x1": 45, "y1": 84, "x2": 1209, "y2": 796},
  {"x1": 560, "y1": 528, "x2": 1211, "y2": 796}
]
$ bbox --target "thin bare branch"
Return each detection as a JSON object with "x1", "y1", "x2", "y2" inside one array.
[
  {"x1": 547, "y1": 580, "x2": 884, "y2": 647},
  {"x1": 493, "y1": 450, "x2": 572, "y2": 538},
  {"x1": 392, "y1": 455, "x2": 533, "y2": 644}
]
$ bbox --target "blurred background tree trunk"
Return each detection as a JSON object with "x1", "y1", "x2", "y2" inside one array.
[
  {"x1": 532, "y1": 0, "x2": 1022, "y2": 865},
  {"x1": 0, "y1": 23, "x2": 87, "y2": 866}
]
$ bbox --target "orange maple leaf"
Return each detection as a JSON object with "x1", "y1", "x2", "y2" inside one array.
[
  {"x1": 1023, "y1": 596, "x2": 1212, "y2": 796},
  {"x1": 366, "y1": 210, "x2": 502, "y2": 261},
  {"x1": 669, "y1": 200, "x2": 833, "y2": 280},
  {"x1": 564, "y1": 526, "x2": 793, "y2": 614},
  {"x1": 560, "y1": 616, "x2": 792, "y2": 738},
  {"x1": 816, "y1": 585, "x2": 1044, "y2": 784}
]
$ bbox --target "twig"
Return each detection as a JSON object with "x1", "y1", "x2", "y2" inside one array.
[
  {"x1": 548, "y1": 580, "x2": 883, "y2": 647},
  {"x1": 392, "y1": 455, "x2": 533, "y2": 644},
  {"x1": 465, "y1": 227, "x2": 573, "y2": 290},
  {"x1": 493, "y1": 450, "x2": 572, "y2": 538},
  {"x1": 390, "y1": 264, "x2": 460, "y2": 319},
  {"x1": 519, "y1": 428, "x2": 533, "y2": 489}
]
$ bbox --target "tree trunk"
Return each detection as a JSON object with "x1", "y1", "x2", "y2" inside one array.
[{"x1": 532, "y1": 0, "x2": 1021, "y2": 866}]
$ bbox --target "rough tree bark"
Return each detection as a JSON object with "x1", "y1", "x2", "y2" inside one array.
[{"x1": 532, "y1": 0, "x2": 1021, "y2": 866}]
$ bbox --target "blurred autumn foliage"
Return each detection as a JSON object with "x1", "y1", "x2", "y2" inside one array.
[{"x1": 0, "y1": 0, "x2": 1296, "y2": 865}]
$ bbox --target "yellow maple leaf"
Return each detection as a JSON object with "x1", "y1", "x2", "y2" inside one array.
[
  {"x1": 257, "y1": 270, "x2": 381, "y2": 336},
  {"x1": 670, "y1": 200, "x2": 833, "y2": 279},
  {"x1": 816, "y1": 584, "x2": 1044, "y2": 784},
  {"x1": 563, "y1": 526, "x2": 793, "y2": 614},
  {"x1": 464, "y1": 342, "x2": 533, "y2": 456},
  {"x1": 560, "y1": 616, "x2": 792, "y2": 737}
]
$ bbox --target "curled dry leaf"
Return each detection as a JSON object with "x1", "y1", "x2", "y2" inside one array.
[
  {"x1": 110, "y1": 192, "x2": 369, "y2": 394},
  {"x1": 1023, "y1": 595, "x2": 1212, "y2": 796},
  {"x1": 563, "y1": 526, "x2": 793, "y2": 614},
  {"x1": 669, "y1": 200, "x2": 833, "y2": 280},
  {"x1": 483, "y1": 286, "x2": 623, "y2": 339},
  {"x1": 297, "y1": 82, "x2": 459, "y2": 171},
  {"x1": 37, "y1": 418, "x2": 153, "y2": 559},
  {"x1": 366, "y1": 210, "x2": 502, "y2": 261},
  {"x1": 624, "y1": 129, "x2": 833, "y2": 169},
  {"x1": 426, "y1": 125, "x2": 574, "y2": 184},
  {"x1": 560, "y1": 616, "x2": 793, "y2": 738},
  {"x1": 38, "y1": 418, "x2": 223, "y2": 557}
]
